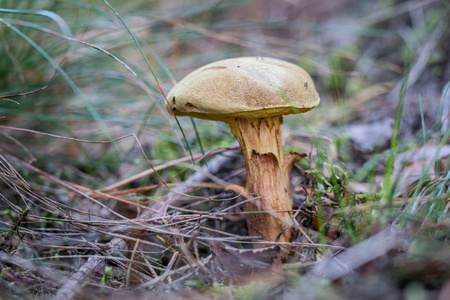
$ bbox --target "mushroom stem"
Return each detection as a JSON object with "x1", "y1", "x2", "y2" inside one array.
[{"x1": 228, "y1": 116, "x2": 300, "y2": 246}]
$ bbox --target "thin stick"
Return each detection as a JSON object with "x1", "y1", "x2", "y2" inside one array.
[
  {"x1": 99, "y1": 146, "x2": 236, "y2": 193},
  {"x1": 53, "y1": 238, "x2": 127, "y2": 300}
]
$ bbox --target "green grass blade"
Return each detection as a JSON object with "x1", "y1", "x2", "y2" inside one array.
[
  {"x1": 101, "y1": 0, "x2": 196, "y2": 164},
  {"x1": 384, "y1": 70, "x2": 409, "y2": 207},
  {"x1": 0, "y1": 8, "x2": 72, "y2": 37}
]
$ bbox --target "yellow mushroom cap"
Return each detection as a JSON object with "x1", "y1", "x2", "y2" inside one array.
[{"x1": 166, "y1": 57, "x2": 320, "y2": 121}]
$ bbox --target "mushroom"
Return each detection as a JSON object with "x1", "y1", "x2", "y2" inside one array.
[{"x1": 166, "y1": 57, "x2": 320, "y2": 247}]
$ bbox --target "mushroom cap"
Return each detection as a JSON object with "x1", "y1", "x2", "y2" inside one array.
[{"x1": 166, "y1": 57, "x2": 320, "y2": 121}]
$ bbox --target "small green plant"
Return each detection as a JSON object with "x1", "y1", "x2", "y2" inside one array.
[
  {"x1": 101, "y1": 266, "x2": 112, "y2": 285},
  {"x1": 308, "y1": 163, "x2": 383, "y2": 244}
]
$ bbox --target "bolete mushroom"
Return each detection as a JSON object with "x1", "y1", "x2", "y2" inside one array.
[{"x1": 166, "y1": 57, "x2": 319, "y2": 246}]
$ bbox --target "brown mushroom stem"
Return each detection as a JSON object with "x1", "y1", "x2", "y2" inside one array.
[{"x1": 227, "y1": 116, "x2": 303, "y2": 246}]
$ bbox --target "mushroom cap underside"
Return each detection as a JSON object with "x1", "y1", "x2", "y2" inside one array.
[{"x1": 166, "y1": 57, "x2": 320, "y2": 121}]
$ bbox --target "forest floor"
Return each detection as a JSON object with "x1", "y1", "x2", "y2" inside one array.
[{"x1": 0, "y1": 0, "x2": 449, "y2": 299}]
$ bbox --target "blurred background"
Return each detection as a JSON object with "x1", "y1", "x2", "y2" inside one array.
[{"x1": 1, "y1": 0, "x2": 448, "y2": 178}]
